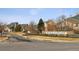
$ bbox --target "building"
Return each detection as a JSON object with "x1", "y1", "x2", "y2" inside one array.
[
  {"x1": 44, "y1": 20, "x2": 57, "y2": 31},
  {"x1": 57, "y1": 15, "x2": 79, "y2": 33},
  {"x1": 26, "y1": 24, "x2": 38, "y2": 34}
]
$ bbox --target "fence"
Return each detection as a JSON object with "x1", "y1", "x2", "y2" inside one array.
[{"x1": 42, "y1": 31, "x2": 74, "y2": 36}]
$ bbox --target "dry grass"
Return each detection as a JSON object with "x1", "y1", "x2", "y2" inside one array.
[
  {"x1": 9, "y1": 32, "x2": 79, "y2": 42},
  {"x1": 26, "y1": 35, "x2": 79, "y2": 42},
  {"x1": 10, "y1": 32, "x2": 24, "y2": 36},
  {"x1": 0, "y1": 36, "x2": 8, "y2": 41}
]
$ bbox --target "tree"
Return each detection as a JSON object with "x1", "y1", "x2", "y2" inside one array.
[
  {"x1": 15, "y1": 25, "x2": 22, "y2": 32},
  {"x1": 0, "y1": 23, "x2": 5, "y2": 36},
  {"x1": 30, "y1": 21, "x2": 35, "y2": 26},
  {"x1": 56, "y1": 15, "x2": 66, "y2": 31},
  {"x1": 37, "y1": 18, "x2": 44, "y2": 34},
  {"x1": 10, "y1": 26, "x2": 15, "y2": 32},
  {"x1": 0, "y1": 26, "x2": 3, "y2": 36},
  {"x1": 57, "y1": 15, "x2": 66, "y2": 22},
  {"x1": 29, "y1": 21, "x2": 38, "y2": 34},
  {"x1": 29, "y1": 21, "x2": 35, "y2": 29}
]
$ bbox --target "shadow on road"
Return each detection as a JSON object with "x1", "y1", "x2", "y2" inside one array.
[
  {"x1": 13, "y1": 37, "x2": 32, "y2": 42},
  {"x1": 8, "y1": 35, "x2": 32, "y2": 42}
]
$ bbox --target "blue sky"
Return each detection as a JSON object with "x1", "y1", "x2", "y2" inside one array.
[{"x1": 0, "y1": 8, "x2": 79, "y2": 24}]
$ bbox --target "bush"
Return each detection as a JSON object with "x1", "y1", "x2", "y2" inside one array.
[{"x1": 15, "y1": 25, "x2": 22, "y2": 32}]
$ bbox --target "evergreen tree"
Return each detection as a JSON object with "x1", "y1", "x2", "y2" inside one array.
[{"x1": 37, "y1": 18, "x2": 44, "y2": 33}]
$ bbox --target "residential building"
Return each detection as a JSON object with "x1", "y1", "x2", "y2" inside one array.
[
  {"x1": 26, "y1": 24, "x2": 38, "y2": 34},
  {"x1": 44, "y1": 20, "x2": 57, "y2": 31},
  {"x1": 57, "y1": 15, "x2": 79, "y2": 33}
]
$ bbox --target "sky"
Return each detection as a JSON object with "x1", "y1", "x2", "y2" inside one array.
[{"x1": 0, "y1": 8, "x2": 79, "y2": 24}]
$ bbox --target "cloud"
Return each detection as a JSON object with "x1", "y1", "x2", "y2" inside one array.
[
  {"x1": 29, "y1": 8, "x2": 42, "y2": 16},
  {"x1": 0, "y1": 8, "x2": 44, "y2": 24},
  {"x1": 0, "y1": 15, "x2": 36, "y2": 24}
]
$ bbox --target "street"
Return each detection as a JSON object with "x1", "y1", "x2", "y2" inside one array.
[
  {"x1": 0, "y1": 39, "x2": 79, "y2": 51},
  {"x1": 0, "y1": 32, "x2": 79, "y2": 51}
]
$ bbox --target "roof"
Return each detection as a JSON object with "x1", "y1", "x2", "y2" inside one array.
[
  {"x1": 45, "y1": 20, "x2": 56, "y2": 25},
  {"x1": 57, "y1": 15, "x2": 79, "y2": 24},
  {"x1": 66, "y1": 18, "x2": 79, "y2": 24},
  {"x1": 72, "y1": 14, "x2": 79, "y2": 20}
]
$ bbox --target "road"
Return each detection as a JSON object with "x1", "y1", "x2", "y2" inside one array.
[
  {"x1": 0, "y1": 33, "x2": 79, "y2": 51},
  {"x1": 0, "y1": 40, "x2": 79, "y2": 51}
]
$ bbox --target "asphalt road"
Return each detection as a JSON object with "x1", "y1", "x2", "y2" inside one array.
[
  {"x1": 0, "y1": 33, "x2": 79, "y2": 51},
  {"x1": 0, "y1": 40, "x2": 79, "y2": 51}
]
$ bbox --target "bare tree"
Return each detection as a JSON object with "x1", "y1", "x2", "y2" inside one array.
[
  {"x1": 56, "y1": 15, "x2": 66, "y2": 31},
  {"x1": 0, "y1": 22, "x2": 5, "y2": 36},
  {"x1": 29, "y1": 21, "x2": 35, "y2": 27},
  {"x1": 28, "y1": 21, "x2": 37, "y2": 34}
]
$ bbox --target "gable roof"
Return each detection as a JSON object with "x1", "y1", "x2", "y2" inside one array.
[
  {"x1": 72, "y1": 14, "x2": 79, "y2": 20},
  {"x1": 45, "y1": 20, "x2": 56, "y2": 25},
  {"x1": 57, "y1": 15, "x2": 79, "y2": 24},
  {"x1": 68, "y1": 14, "x2": 79, "y2": 23},
  {"x1": 66, "y1": 18, "x2": 79, "y2": 24}
]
